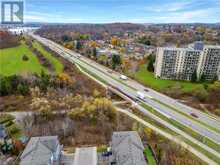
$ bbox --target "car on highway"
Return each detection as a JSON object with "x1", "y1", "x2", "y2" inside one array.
[
  {"x1": 144, "y1": 88, "x2": 149, "y2": 92},
  {"x1": 190, "y1": 113, "x2": 199, "y2": 118},
  {"x1": 120, "y1": 75, "x2": 128, "y2": 80},
  {"x1": 107, "y1": 70, "x2": 113, "y2": 74},
  {"x1": 137, "y1": 91, "x2": 146, "y2": 100}
]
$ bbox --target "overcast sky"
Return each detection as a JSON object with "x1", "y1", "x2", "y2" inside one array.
[{"x1": 23, "y1": 0, "x2": 220, "y2": 23}]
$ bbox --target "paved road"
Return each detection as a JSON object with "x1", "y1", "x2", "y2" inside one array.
[{"x1": 31, "y1": 34, "x2": 220, "y2": 153}]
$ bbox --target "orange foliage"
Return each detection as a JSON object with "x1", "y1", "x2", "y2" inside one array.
[
  {"x1": 89, "y1": 41, "x2": 97, "y2": 47},
  {"x1": 138, "y1": 59, "x2": 146, "y2": 65},
  {"x1": 111, "y1": 37, "x2": 119, "y2": 46},
  {"x1": 57, "y1": 73, "x2": 72, "y2": 83},
  {"x1": 122, "y1": 58, "x2": 131, "y2": 70},
  {"x1": 64, "y1": 43, "x2": 73, "y2": 49}
]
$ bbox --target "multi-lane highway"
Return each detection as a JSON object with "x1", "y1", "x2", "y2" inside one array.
[{"x1": 31, "y1": 33, "x2": 220, "y2": 161}]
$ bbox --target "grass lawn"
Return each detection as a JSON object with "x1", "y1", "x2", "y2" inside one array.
[
  {"x1": 133, "y1": 64, "x2": 203, "y2": 93},
  {"x1": 32, "y1": 41, "x2": 63, "y2": 74},
  {"x1": 0, "y1": 43, "x2": 47, "y2": 76},
  {"x1": 0, "y1": 40, "x2": 63, "y2": 76},
  {"x1": 144, "y1": 146, "x2": 157, "y2": 165}
]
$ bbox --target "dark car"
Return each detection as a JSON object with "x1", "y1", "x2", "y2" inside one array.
[{"x1": 190, "y1": 113, "x2": 198, "y2": 118}]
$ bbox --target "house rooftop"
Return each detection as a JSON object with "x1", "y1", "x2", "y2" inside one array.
[
  {"x1": 20, "y1": 136, "x2": 59, "y2": 165},
  {"x1": 111, "y1": 131, "x2": 147, "y2": 165},
  {"x1": 74, "y1": 147, "x2": 97, "y2": 165}
]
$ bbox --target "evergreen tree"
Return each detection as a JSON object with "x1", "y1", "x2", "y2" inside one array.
[
  {"x1": 191, "y1": 70, "x2": 197, "y2": 82},
  {"x1": 92, "y1": 47, "x2": 97, "y2": 58},
  {"x1": 147, "y1": 54, "x2": 155, "y2": 72},
  {"x1": 200, "y1": 73, "x2": 206, "y2": 82},
  {"x1": 111, "y1": 54, "x2": 121, "y2": 69}
]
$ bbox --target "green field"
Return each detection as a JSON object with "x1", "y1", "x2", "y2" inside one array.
[
  {"x1": 0, "y1": 43, "x2": 47, "y2": 76},
  {"x1": 132, "y1": 65, "x2": 203, "y2": 92},
  {"x1": 0, "y1": 41, "x2": 63, "y2": 76}
]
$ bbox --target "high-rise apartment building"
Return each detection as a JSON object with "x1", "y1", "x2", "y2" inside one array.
[
  {"x1": 155, "y1": 47, "x2": 201, "y2": 80},
  {"x1": 197, "y1": 45, "x2": 220, "y2": 80},
  {"x1": 155, "y1": 44, "x2": 220, "y2": 81}
]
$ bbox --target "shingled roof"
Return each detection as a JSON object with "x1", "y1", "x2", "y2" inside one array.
[
  {"x1": 20, "y1": 136, "x2": 60, "y2": 165},
  {"x1": 111, "y1": 131, "x2": 147, "y2": 165}
]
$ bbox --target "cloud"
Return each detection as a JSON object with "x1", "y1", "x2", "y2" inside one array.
[
  {"x1": 23, "y1": 0, "x2": 220, "y2": 23},
  {"x1": 145, "y1": 1, "x2": 194, "y2": 12},
  {"x1": 24, "y1": 11, "x2": 85, "y2": 23},
  {"x1": 145, "y1": 8, "x2": 219, "y2": 23}
]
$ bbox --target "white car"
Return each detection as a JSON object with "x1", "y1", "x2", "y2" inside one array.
[
  {"x1": 137, "y1": 91, "x2": 145, "y2": 100},
  {"x1": 120, "y1": 75, "x2": 128, "y2": 80}
]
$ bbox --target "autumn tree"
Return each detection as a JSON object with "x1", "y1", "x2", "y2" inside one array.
[
  {"x1": 68, "y1": 97, "x2": 117, "y2": 123},
  {"x1": 111, "y1": 37, "x2": 119, "y2": 47},
  {"x1": 89, "y1": 41, "x2": 97, "y2": 47},
  {"x1": 64, "y1": 43, "x2": 73, "y2": 49},
  {"x1": 93, "y1": 89, "x2": 101, "y2": 98},
  {"x1": 122, "y1": 58, "x2": 131, "y2": 71}
]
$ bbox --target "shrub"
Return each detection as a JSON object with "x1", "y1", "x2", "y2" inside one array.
[
  {"x1": 22, "y1": 54, "x2": 29, "y2": 61},
  {"x1": 193, "y1": 87, "x2": 209, "y2": 102},
  {"x1": 0, "y1": 114, "x2": 15, "y2": 124},
  {"x1": 17, "y1": 83, "x2": 29, "y2": 95},
  {"x1": 7, "y1": 124, "x2": 20, "y2": 135}
]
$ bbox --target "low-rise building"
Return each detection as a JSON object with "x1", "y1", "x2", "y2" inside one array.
[{"x1": 97, "y1": 48, "x2": 118, "y2": 57}]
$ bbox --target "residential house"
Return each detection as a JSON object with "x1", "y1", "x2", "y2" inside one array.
[
  {"x1": 20, "y1": 136, "x2": 62, "y2": 165},
  {"x1": 111, "y1": 131, "x2": 147, "y2": 165}
]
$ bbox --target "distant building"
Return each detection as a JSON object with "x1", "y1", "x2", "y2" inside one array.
[
  {"x1": 97, "y1": 48, "x2": 118, "y2": 57},
  {"x1": 111, "y1": 131, "x2": 147, "y2": 165},
  {"x1": 73, "y1": 147, "x2": 97, "y2": 165},
  {"x1": 155, "y1": 45, "x2": 220, "y2": 81},
  {"x1": 20, "y1": 136, "x2": 62, "y2": 165}
]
